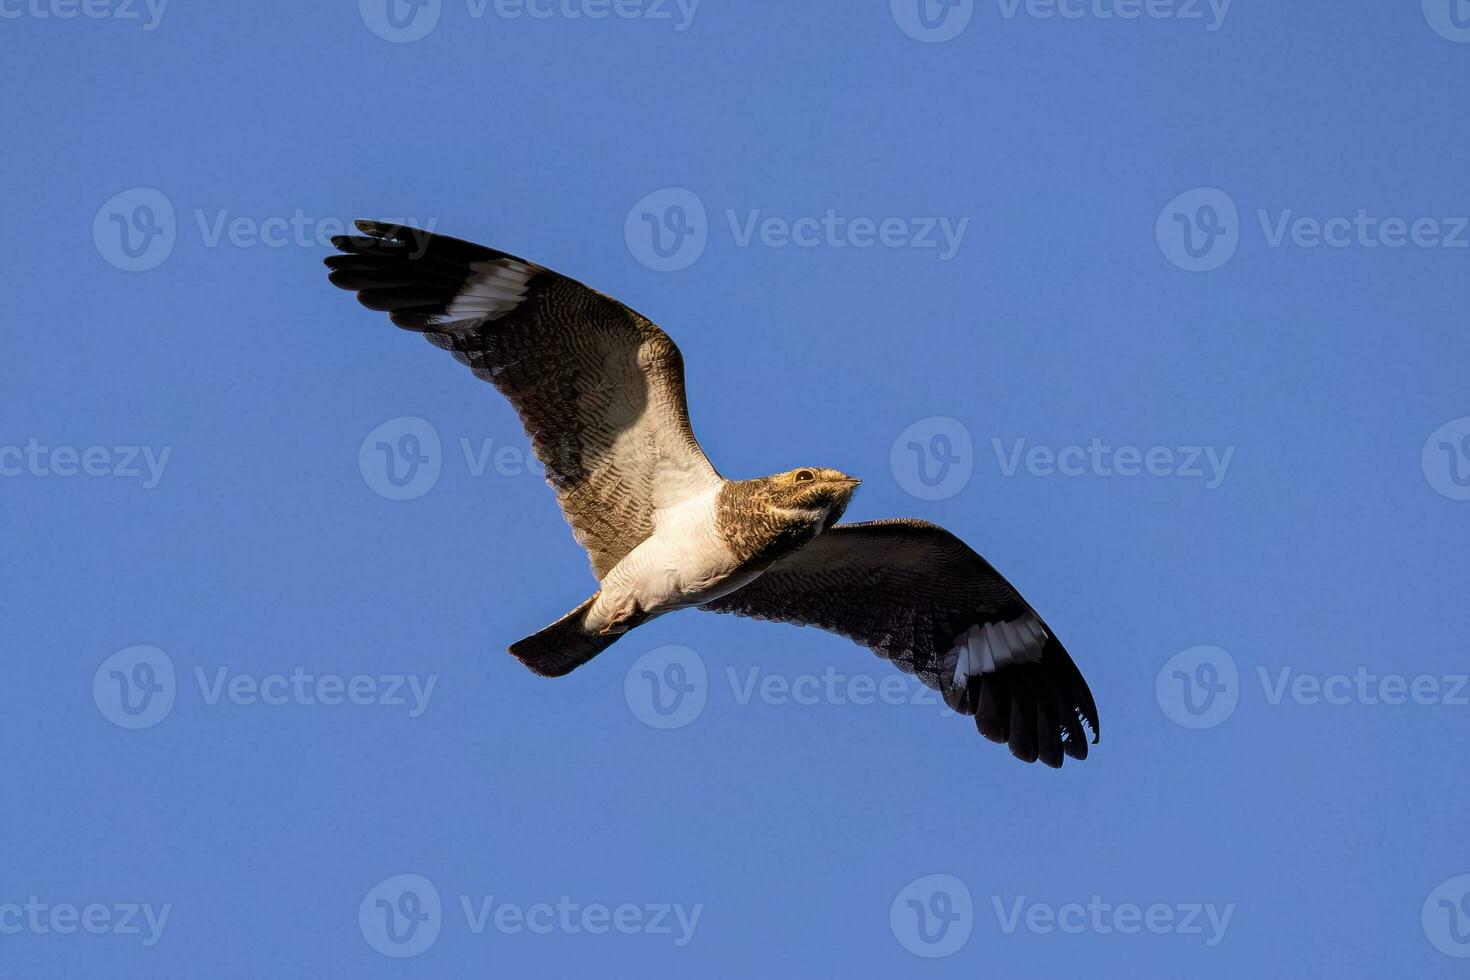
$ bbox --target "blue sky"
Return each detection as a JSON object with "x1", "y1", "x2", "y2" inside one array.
[{"x1": 4, "y1": 1, "x2": 1470, "y2": 976}]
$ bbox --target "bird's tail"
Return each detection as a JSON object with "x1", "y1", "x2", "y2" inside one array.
[{"x1": 508, "y1": 594, "x2": 622, "y2": 677}]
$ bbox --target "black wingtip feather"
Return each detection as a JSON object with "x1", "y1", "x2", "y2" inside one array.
[
  {"x1": 974, "y1": 675, "x2": 1010, "y2": 744},
  {"x1": 1006, "y1": 672, "x2": 1040, "y2": 764},
  {"x1": 1031, "y1": 669, "x2": 1065, "y2": 769},
  {"x1": 1046, "y1": 639, "x2": 1100, "y2": 744},
  {"x1": 958, "y1": 634, "x2": 1098, "y2": 767},
  {"x1": 389, "y1": 309, "x2": 452, "y2": 331}
]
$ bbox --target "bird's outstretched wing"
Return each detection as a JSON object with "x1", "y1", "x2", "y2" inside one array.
[
  {"x1": 326, "y1": 221, "x2": 722, "y2": 579},
  {"x1": 703, "y1": 519, "x2": 1099, "y2": 767}
]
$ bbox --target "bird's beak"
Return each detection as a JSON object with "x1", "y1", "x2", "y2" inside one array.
[{"x1": 839, "y1": 478, "x2": 862, "y2": 490}]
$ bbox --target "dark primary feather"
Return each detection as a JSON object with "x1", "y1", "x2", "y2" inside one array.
[
  {"x1": 325, "y1": 221, "x2": 722, "y2": 580},
  {"x1": 703, "y1": 519, "x2": 1100, "y2": 767}
]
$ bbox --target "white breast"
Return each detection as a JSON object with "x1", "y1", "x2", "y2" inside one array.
[{"x1": 597, "y1": 484, "x2": 756, "y2": 620}]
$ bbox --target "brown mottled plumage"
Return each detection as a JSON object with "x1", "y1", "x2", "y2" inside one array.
[
  {"x1": 326, "y1": 221, "x2": 1099, "y2": 767},
  {"x1": 328, "y1": 220, "x2": 717, "y2": 579},
  {"x1": 715, "y1": 468, "x2": 855, "y2": 568}
]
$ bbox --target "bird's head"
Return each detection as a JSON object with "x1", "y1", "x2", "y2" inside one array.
[{"x1": 761, "y1": 467, "x2": 862, "y2": 531}]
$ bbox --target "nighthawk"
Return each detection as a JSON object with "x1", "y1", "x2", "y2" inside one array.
[{"x1": 326, "y1": 221, "x2": 1099, "y2": 767}]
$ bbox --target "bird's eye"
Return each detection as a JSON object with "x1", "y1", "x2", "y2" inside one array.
[{"x1": 794, "y1": 469, "x2": 816, "y2": 483}]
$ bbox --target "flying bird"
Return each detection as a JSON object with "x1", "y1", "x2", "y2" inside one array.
[{"x1": 326, "y1": 221, "x2": 1099, "y2": 767}]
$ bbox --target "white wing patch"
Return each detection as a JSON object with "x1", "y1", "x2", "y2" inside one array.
[
  {"x1": 439, "y1": 257, "x2": 540, "y2": 327},
  {"x1": 951, "y1": 615, "x2": 1048, "y2": 686}
]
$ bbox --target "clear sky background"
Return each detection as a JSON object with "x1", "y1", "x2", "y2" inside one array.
[{"x1": 4, "y1": 1, "x2": 1470, "y2": 976}]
